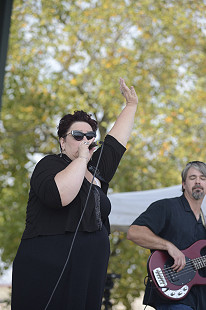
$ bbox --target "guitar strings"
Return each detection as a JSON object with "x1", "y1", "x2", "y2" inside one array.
[
  {"x1": 160, "y1": 256, "x2": 206, "y2": 280},
  {"x1": 163, "y1": 263, "x2": 194, "y2": 280},
  {"x1": 163, "y1": 262, "x2": 194, "y2": 275},
  {"x1": 163, "y1": 261, "x2": 193, "y2": 274},
  {"x1": 163, "y1": 255, "x2": 206, "y2": 274},
  {"x1": 162, "y1": 254, "x2": 206, "y2": 273}
]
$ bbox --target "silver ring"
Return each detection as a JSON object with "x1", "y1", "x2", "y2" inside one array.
[{"x1": 84, "y1": 142, "x2": 89, "y2": 145}]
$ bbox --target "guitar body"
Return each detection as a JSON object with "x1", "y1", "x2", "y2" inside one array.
[{"x1": 148, "y1": 240, "x2": 206, "y2": 300}]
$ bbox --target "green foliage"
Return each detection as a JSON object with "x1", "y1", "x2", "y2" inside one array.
[
  {"x1": 1, "y1": 0, "x2": 206, "y2": 307},
  {"x1": 107, "y1": 232, "x2": 150, "y2": 309}
]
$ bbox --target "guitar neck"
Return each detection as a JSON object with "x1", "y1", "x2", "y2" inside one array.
[{"x1": 192, "y1": 255, "x2": 206, "y2": 270}]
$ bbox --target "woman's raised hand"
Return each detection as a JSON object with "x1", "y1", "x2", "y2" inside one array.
[{"x1": 119, "y1": 78, "x2": 138, "y2": 107}]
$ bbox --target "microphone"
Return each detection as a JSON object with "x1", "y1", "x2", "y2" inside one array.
[{"x1": 89, "y1": 141, "x2": 103, "y2": 150}]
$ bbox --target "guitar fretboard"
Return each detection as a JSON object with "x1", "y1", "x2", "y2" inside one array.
[{"x1": 192, "y1": 255, "x2": 206, "y2": 270}]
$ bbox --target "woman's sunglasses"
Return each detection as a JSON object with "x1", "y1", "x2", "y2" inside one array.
[{"x1": 64, "y1": 130, "x2": 96, "y2": 141}]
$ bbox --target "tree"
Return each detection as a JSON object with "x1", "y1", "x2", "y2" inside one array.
[{"x1": 1, "y1": 0, "x2": 206, "y2": 307}]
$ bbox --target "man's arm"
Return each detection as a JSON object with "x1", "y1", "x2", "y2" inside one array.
[{"x1": 127, "y1": 225, "x2": 186, "y2": 272}]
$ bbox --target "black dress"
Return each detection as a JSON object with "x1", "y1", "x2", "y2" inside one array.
[
  {"x1": 12, "y1": 135, "x2": 126, "y2": 310},
  {"x1": 12, "y1": 187, "x2": 110, "y2": 310}
]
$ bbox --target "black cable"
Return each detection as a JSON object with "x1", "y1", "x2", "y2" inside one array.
[
  {"x1": 43, "y1": 142, "x2": 104, "y2": 310},
  {"x1": 143, "y1": 274, "x2": 157, "y2": 310}
]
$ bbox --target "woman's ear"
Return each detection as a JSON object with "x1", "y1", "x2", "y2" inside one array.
[{"x1": 59, "y1": 137, "x2": 65, "y2": 152}]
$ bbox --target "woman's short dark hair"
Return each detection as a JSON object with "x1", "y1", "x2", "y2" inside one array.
[
  {"x1": 57, "y1": 110, "x2": 98, "y2": 138},
  {"x1": 181, "y1": 161, "x2": 206, "y2": 192}
]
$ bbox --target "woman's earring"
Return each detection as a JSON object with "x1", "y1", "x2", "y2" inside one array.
[{"x1": 59, "y1": 144, "x2": 63, "y2": 157}]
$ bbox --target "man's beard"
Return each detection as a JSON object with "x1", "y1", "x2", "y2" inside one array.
[{"x1": 192, "y1": 187, "x2": 205, "y2": 200}]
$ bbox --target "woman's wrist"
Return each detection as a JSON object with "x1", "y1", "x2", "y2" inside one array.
[{"x1": 78, "y1": 156, "x2": 89, "y2": 162}]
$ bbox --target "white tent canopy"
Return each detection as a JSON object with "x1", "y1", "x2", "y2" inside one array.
[{"x1": 109, "y1": 184, "x2": 206, "y2": 231}]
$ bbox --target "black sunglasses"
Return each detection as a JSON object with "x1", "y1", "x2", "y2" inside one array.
[{"x1": 64, "y1": 130, "x2": 96, "y2": 141}]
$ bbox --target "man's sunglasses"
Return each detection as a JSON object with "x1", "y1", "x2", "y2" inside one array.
[{"x1": 64, "y1": 130, "x2": 96, "y2": 141}]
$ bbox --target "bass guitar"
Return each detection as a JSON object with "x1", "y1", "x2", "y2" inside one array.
[{"x1": 147, "y1": 239, "x2": 206, "y2": 300}]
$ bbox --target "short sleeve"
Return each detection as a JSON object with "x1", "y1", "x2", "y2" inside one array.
[
  {"x1": 30, "y1": 155, "x2": 63, "y2": 209},
  {"x1": 90, "y1": 135, "x2": 126, "y2": 183},
  {"x1": 132, "y1": 200, "x2": 170, "y2": 236}
]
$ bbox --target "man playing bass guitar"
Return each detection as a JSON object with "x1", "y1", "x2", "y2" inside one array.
[{"x1": 127, "y1": 161, "x2": 206, "y2": 310}]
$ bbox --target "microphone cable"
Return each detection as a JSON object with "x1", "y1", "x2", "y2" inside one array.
[{"x1": 43, "y1": 141, "x2": 104, "y2": 310}]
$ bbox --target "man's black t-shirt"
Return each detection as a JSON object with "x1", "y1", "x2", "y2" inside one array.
[{"x1": 132, "y1": 194, "x2": 206, "y2": 309}]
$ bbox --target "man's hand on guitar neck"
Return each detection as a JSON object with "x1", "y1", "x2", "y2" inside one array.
[{"x1": 166, "y1": 241, "x2": 186, "y2": 272}]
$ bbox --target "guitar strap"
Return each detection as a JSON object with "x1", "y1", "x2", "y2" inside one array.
[{"x1": 200, "y1": 208, "x2": 206, "y2": 230}]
